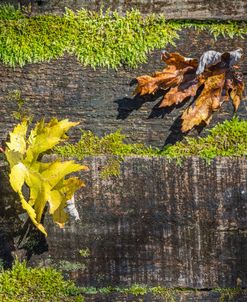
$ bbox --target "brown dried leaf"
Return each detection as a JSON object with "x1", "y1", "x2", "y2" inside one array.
[
  {"x1": 159, "y1": 68, "x2": 206, "y2": 108},
  {"x1": 161, "y1": 51, "x2": 198, "y2": 69},
  {"x1": 134, "y1": 66, "x2": 179, "y2": 95},
  {"x1": 222, "y1": 70, "x2": 245, "y2": 111},
  {"x1": 134, "y1": 52, "x2": 198, "y2": 96},
  {"x1": 181, "y1": 73, "x2": 225, "y2": 132},
  {"x1": 159, "y1": 81, "x2": 200, "y2": 108},
  {"x1": 132, "y1": 50, "x2": 244, "y2": 133},
  {"x1": 230, "y1": 81, "x2": 244, "y2": 111}
]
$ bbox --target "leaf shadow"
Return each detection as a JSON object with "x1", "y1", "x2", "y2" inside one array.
[
  {"x1": 148, "y1": 96, "x2": 191, "y2": 119},
  {"x1": 163, "y1": 115, "x2": 187, "y2": 146},
  {"x1": 163, "y1": 112, "x2": 207, "y2": 146},
  {"x1": 114, "y1": 90, "x2": 164, "y2": 120},
  {"x1": 115, "y1": 81, "x2": 208, "y2": 145}
]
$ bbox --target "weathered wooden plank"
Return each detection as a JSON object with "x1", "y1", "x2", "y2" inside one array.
[
  {"x1": 0, "y1": 156, "x2": 246, "y2": 300},
  {"x1": 84, "y1": 291, "x2": 247, "y2": 302},
  {"x1": 6, "y1": 0, "x2": 247, "y2": 20},
  {"x1": 0, "y1": 28, "x2": 246, "y2": 147},
  {"x1": 39, "y1": 157, "x2": 247, "y2": 290}
]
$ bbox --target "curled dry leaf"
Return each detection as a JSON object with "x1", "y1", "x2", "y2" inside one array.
[
  {"x1": 230, "y1": 81, "x2": 244, "y2": 112},
  {"x1": 161, "y1": 51, "x2": 198, "y2": 69},
  {"x1": 134, "y1": 65, "x2": 180, "y2": 95},
  {"x1": 132, "y1": 50, "x2": 244, "y2": 132},
  {"x1": 181, "y1": 73, "x2": 225, "y2": 132},
  {"x1": 159, "y1": 81, "x2": 199, "y2": 108},
  {"x1": 228, "y1": 71, "x2": 245, "y2": 112}
]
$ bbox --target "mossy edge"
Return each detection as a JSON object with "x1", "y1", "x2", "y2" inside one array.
[{"x1": 0, "y1": 4, "x2": 246, "y2": 69}]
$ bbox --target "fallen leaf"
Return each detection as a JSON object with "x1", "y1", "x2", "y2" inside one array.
[{"x1": 181, "y1": 73, "x2": 225, "y2": 132}]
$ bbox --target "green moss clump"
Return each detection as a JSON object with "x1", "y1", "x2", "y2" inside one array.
[
  {"x1": 0, "y1": 6, "x2": 179, "y2": 68},
  {"x1": 213, "y1": 287, "x2": 247, "y2": 302},
  {"x1": 0, "y1": 5, "x2": 246, "y2": 68},
  {"x1": 54, "y1": 129, "x2": 158, "y2": 178},
  {"x1": 80, "y1": 284, "x2": 246, "y2": 301},
  {"x1": 55, "y1": 117, "x2": 247, "y2": 176},
  {"x1": 0, "y1": 4, "x2": 24, "y2": 20},
  {"x1": 54, "y1": 129, "x2": 158, "y2": 159},
  {"x1": 0, "y1": 260, "x2": 84, "y2": 302},
  {"x1": 0, "y1": 261, "x2": 246, "y2": 302},
  {"x1": 162, "y1": 117, "x2": 247, "y2": 162},
  {"x1": 55, "y1": 117, "x2": 247, "y2": 163},
  {"x1": 174, "y1": 19, "x2": 247, "y2": 39}
]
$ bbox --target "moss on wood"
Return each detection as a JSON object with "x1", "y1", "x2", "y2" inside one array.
[
  {"x1": 55, "y1": 117, "x2": 247, "y2": 172},
  {"x1": 0, "y1": 4, "x2": 246, "y2": 68}
]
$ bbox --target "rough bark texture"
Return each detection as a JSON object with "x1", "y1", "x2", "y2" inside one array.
[
  {"x1": 0, "y1": 157, "x2": 247, "y2": 301},
  {"x1": 3, "y1": 0, "x2": 247, "y2": 20},
  {"x1": 0, "y1": 28, "x2": 246, "y2": 147},
  {"x1": 34, "y1": 157, "x2": 247, "y2": 291},
  {"x1": 0, "y1": 1, "x2": 247, "y2": 299},
  {"x1": 84, "y1": 291, "x2": 247, "y2": 302}
]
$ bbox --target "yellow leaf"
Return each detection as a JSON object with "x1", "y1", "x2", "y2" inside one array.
[
  {"x1": 6, "y1": 118, "x2": 85, "y2": 236},
  {"x1": 5, "y1": 150, "x2": 23, "y2": 169},
  {"x1": 25, "y1": 119, "x2": 80, "y2": 163},
  {"x1": 9, "y1": 163, "x2": 27, "y2": 192},
  {"x1": 52, "y1": 199, "x2": 68, "y2": 228},
  {"x1": 41, "y1": 160, "x2": 88, "y2": 188},
  {"x1": 6, "y1": 120, "x2": 27, "y2": 155},
  {"x1": 48, "y1": 190, "x2": 64, "y2": 214},
  {"x1": 58, "y1": 177, "x2": 85, "y2": 199},
  {"x1": 51, "y1": 178, "x2": 84, "y2": 227},
  {"x1": 20, "y1": 194, "x2": 47, "y2": 236}
]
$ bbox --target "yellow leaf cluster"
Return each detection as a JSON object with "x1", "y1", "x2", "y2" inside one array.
[{"x1": 6, "y1": 118, "x2": 88, "y2": 236}]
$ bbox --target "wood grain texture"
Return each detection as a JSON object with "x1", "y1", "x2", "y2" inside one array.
[
  {"x1": 0, "y1": 28, "x2": 246, "y2": 147},
  {"x1": 38, "y1": 156, "x2": 247, "y2": 291},
  {"x1": 6, "y1": 0, "x2": 247, "y2": 20},
  {"x1": 84, "y1": 291, "x2": 247, "y2": 302},
  {"x1": 0, "y1": 157, "x2": 246, "y2": 301}
]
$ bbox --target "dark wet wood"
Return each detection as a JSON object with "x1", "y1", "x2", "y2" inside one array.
[
  {"x1": 5, "y1": 0, "x2": 247, "y2": 20},
  {"x1": 37, "y1": 156, "x2": 247, "y2": 291},
  {"x1": 0, "y1": 28, "x2": 246, "y2": 147},
  {"x1": 84, "y1": 291, "x2": 247, "y2": 302},
  {"x1": 0, "y1": 156, "x2": 246, "y2": 301}
]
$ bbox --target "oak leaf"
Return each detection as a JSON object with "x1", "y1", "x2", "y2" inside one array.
[
  {"x1": 134, "y1": 52, "x2": 198, "y2": 96},
  {"x1": 230, "y1": 81, "x2": 244, "y2": 112},
  {"x1": 132, "y1": 50, "x2": 244, "y2": 133},
  {"x1": 181, "y1": 73, "x2": 225, "y2": 132}
]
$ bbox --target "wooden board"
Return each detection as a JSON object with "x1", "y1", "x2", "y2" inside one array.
[
  {"x1": 0, "y1": 28, "x2": 246, "y2": 147},
  {"x1": 40, "y1": 157, "x2": 247, "y2": 291},
  {"x1": 7, "y1": 0, "x2": 247, "y2": 20}
]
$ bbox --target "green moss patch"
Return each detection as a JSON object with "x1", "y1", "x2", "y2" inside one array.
[
  {"x1": 0, "y1": 261, "x2": 246, "y2": 301},
  {"x1": 54, "y1": 117, "x2": 247, "y2": 178},
  {"x1": 81, "y1": 284, "x2": 247, "y2": 301},
  {"x1": 55, "y1": 117, "x2": 247, "y2": 163},
  {"x1": 0, "y1": 260, "x2": 174, "y2": 302},
  {"x1": 54, "y1": 129, "x2": 158, "y2": 178},
  {"x1": 0, "y1": 260, "x2": 84, "y2": 302},
  {"x1": 162, "y1": 117, "x2": 247, "y2": 162},
  {"x1": 54, "y1": 129, "x2": 158, "y2": 159},
  {"x1": 0, "y1": 5, "x2": 246, "y2": 68}
]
